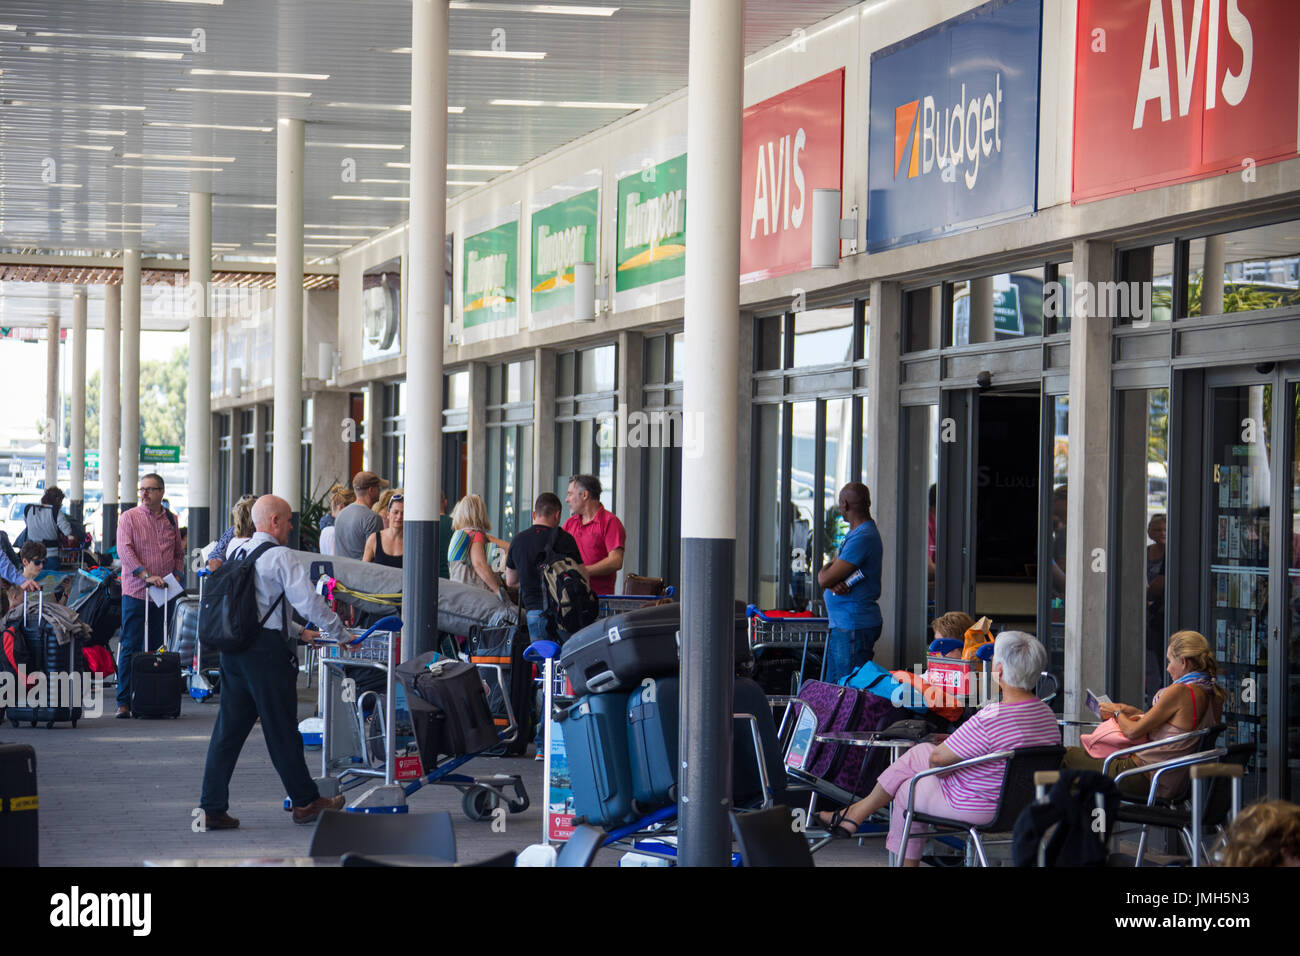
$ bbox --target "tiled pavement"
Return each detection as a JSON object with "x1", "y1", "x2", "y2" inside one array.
[{"x1": 7, "y1": 672, "x2": 886, "y2": 867}]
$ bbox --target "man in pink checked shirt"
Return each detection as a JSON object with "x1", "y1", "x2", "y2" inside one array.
[{"x1": 115, "y1": 472, "x2": 185, "y2": 718}]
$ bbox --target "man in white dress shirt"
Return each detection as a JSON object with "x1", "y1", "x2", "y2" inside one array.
[{"x1": 198, "y1": 495, "x2": 347, "y2": 829}]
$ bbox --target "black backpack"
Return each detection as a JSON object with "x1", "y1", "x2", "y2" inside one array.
[
  {"x1": 540, "y1": 527, "x2": 598, "y2": 635},
  {"x1": 1012, "y1": 769, "x2": 1119, "y2": 867},
  {"x1": 198, "y1": 542, "x2": 284, "y2": 653}
]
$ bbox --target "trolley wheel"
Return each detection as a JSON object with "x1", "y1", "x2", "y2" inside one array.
[
  {"x1": 45, "y1": 721, "x2": 54, "y2": 729},
  {"x1": 30, "y1": 721, "x2": 37, "y2": 728},
  {"x1": 507, "y1": 792, "x2": 530, "y2": 815},
  {"x1": 462, "y1": 787, "x2": 500, "y2": 822}
]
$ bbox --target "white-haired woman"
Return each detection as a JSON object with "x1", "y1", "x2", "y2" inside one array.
[{"x1": 818, "y1": 631, "x2": 1060, "y2": 865}]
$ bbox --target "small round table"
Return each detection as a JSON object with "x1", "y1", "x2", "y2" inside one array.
[{"x1": 813, "y1": 731, "x2": 920, "y2": 862}]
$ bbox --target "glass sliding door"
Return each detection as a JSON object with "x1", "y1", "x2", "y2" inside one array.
[
  {"x1": 1205, "y1": 382, "x2": 1272, "y2": 799},
  {"x1": 1285, "y1": 380, "x2": 1300, "y2": 799}
]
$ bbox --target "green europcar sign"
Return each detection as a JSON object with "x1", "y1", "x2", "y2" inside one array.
[
  {"x1": 616, "y1": 153, "x2": 687, "y2": 293},
  {"x1": 530, "y1": 188, "x2": 599, "y2": 314},
  {"x1": 140, "y1": 444, "x2": 180, "y2": 464},
  {"x1": 463, "y1": 219, "x2": 518, "y2": 329}
]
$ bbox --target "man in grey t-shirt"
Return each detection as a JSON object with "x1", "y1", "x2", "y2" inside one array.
[{"x1": 333, "y1": 470, "x2": 387, "y2": 559}]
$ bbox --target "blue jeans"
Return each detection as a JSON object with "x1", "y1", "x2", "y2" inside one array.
[
  {"x1": 116, "y1": 595, "x2": 173, "y2": 709},
  {"x1": 525, "y1": 609, "x2": 568, "y2": 647},
  {"x1": 824, "y1": 624, "x2": 882, "y2": 685},
  {"x1": 200, "y1": 628, "x2": 319, "y2": 811}
]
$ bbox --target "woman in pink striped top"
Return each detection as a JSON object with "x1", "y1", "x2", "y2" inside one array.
[{"x1": 820, "y1": 631, "x2": 1060, "y2": 864}]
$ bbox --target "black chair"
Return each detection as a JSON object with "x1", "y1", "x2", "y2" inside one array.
[
  {"x1": 729, "y1": 806, "x2": 815, "y2": 867},
  {"x1": 897, "y1": 746, "x2": 1066, "y2": 866},
  {"x1": 1113, "y1": 742, "x2": 1253, "y2": 866},
  {"x1": 555, "y1": 823, "x2": 605, "y2": 867},
  {"x1": 308, "y1": 810, "x2": 457, "y2": 863}
]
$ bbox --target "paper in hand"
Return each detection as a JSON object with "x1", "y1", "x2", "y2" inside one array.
[{"x1": 148, "y1": 572, "x2": 185, "y2": 607}]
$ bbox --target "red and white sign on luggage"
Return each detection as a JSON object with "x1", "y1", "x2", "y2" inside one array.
[
  {"x1": 740, "y1": 69, "x2": 845, "y2": 283},
  {"x1": 925, "y1": 655, "x2": 982, "y2": 697},
  {"x1": 1072, "y1": 0, "x2": 1300, "y2": 203}
]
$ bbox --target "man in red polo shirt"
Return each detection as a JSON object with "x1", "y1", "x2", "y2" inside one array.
[{"x1": 562, "y1": 474, "x2": 626, "y2": 596}]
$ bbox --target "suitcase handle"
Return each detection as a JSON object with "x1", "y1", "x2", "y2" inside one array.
[
  {"x1": 22, "y1": 589, "x2": 43, "y2": 627},
  {"x1": 585, "y1": 669, "x2": 618, "y2": 694}
]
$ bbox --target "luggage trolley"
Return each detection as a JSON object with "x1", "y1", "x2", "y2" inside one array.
[
  {"x1": 597, "y1": 589, "x2": 674, "y2": 620},
  {"x1": 746, "y1": 607, "x2": 829, "y2": 709},
  {"x1": 311, "y1": 616, "x2": 529, "y2": 819}
]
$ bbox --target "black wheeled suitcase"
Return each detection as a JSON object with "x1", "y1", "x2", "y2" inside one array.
[
  {"x1": 469, "y1": 622, "x2": 534, "y2": 756},
  {"x1": 396, "y1": 652, "x2": 499, "y2": 763},
  {"x1": 132, "y1": 598, "x2": 182, "y2": 718},
  {"x1": 6, "y1": 593, "x2": 85, "y2": 729},
  {"x1": 0, "y1": 743, "x2": 38, "y2": 866},
  {"x1": 626, "y1": 675, "x2": 680, "y2": 810},
  {"x1": 558, "y1": 691, "x2": 640, "y2": 828}
]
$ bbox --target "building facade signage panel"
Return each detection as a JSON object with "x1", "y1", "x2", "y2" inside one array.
[
  {"x1": 1073, "y1": 0, "x2": 1300, "y2": 203},
  {"x1": 866, "y1": 0, "x2": 1042, "y2": 252},
  {"x1": 530, "y1": 170, "x2": 601, "y2": 330},
  {"x1": 614, "y1": 136, "x2": 688, "y2": 313},
  {"x1": 740, "y1": 69, "x2": 845, "y2": 284},
  {"x1": 461, "y1": 203, "x2": 520, "y2": 344}
]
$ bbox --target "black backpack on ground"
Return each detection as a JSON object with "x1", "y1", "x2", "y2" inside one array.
[
  {"x1": 197, "y1": 541, "x2": 284, "y2": 653},
  {"x1": 541, "y1": 527, "x2": 598, "y2": 636},
  {"x1": 1012, "y1": 769, "x2": 1118, "y2": 867}
]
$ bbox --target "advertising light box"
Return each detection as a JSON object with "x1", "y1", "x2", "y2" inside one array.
[
  {"x1": 1073, "y1": 0, "x2": 1300, "y2": 203},
  {"x1": 867, "y1": 0, "x2": 1042, "y2": 252}
]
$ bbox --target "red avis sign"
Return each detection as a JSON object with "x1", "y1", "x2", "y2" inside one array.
[
  {"x1": 740, "y1": 70, "x2": 844, "y2": 283},
  {"x1": 1073, "y1": 0, "x2": 1300, "y2": 203}
]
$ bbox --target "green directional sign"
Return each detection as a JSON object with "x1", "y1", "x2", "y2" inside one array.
[
  {"x1": 140, "y1": 444, "x2": 181, "y2": 464},
  {"x1": 992, "y1": 285, "x2": 1023, "y2": 336},
  {"x1": 85, "y1": 450, "x2": 99, "y2": 468}
]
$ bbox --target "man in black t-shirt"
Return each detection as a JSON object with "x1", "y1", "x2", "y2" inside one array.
[{"x1": 505, "y1": 492, "x2": 583, "y2": 646}]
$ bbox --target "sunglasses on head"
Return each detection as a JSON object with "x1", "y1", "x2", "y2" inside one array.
[{"x1": 390, "y1": 494, "x2": 404, "y2": 503}]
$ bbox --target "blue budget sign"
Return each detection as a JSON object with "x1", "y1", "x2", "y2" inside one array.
[{"x1": 866, "y1": 0, "x2": 1042, "y2": 253}]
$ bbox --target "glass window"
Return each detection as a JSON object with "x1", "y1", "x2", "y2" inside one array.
[
  {"x1": 904, "y1": 286, "x2": 939, "y2": 352},
  {"x1": 446, "y1": 371, "x2": 469, "y2": 409},
  {"x1": 671, "y1": 332, "x2": 685, "y2": 382},
  {"x1": 488, "y1": 364, "x2": 503, "y2": 406},
  {"x1": 1113, "y1": 388, "x2": 1169, "y2": 707},
  {"x1": 791, "y1": 308, "x2": 854, "y2": 368},
  {"x1": 557, "y1": 352, "x2": 575, "y2": 397},
  {"x1": 1048, "y1": 261, "x2": 1074, "y2": 335},
  {"x1": 951, "y1": 268, "x2": 1045, "y2": 346},
  {"x1": 753, "y1": 404, "x2": 783, "y2": 609},
  {"x1": 823, "y1": 398, "x2": 852, "y2": 556},
  {"x1": 790, "y1": 401, "x2": 817, "y2": 610},
  {"x1": 580, "y1": 345, "x2": 616, "y2": 394},
  {"x1": 645, "y1": 335, "x2": 667, "y2": 384},
  {"x1": 1121, "y1": 244, "x2": 1175, "y2": 324},
  {"x1": 900, "y1": 405, "x2": 939, "y2": 665},
  {"x1": 755, "y1": 315, "x2": 783, "y2": 371},
  {"x1": 1188, "y1": 223, "x2": 1300, "y2": 317}
]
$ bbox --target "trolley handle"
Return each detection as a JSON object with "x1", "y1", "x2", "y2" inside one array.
[{"x1": 316, "y1": 614, "x2": 404, "y2": 647}]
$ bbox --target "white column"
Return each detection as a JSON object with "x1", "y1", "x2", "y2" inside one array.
[
  {"x1": 186, "y1": 191, "x2": 214, "y2": 553},
  {"x1": 45, "y1": 312, "x2": 60, "y2": 486},
  {"x1": 679, "y1": 0, "x2": 743, "y2": 868},
  {"x1": 120, "y1": 248, "x2": 142, "y2": 505},
  {"x1": 102, "y1": 284, "x2": 121, "y2": 542},
  {"x1": 404, "y1": 0, "x2": 449, "y2": 658},
  {"x1": 273, "y1": 117, "x2": 305, "y2": 531},
  {"x1": 70, "y1": 288, "x2": 88, "y2": 513}
]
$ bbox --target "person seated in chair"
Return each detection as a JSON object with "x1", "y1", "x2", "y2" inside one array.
[
  {"x1": 817, "y1": 631, "x2": 1059, "y2": 865},
  {"x1": 1062, "y1": 630, "x2": 1223, "y2": 799}
]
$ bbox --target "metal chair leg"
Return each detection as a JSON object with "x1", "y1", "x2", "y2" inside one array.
[
  {"x1": 970, "y1": 830, "x2": 990, "y2": 867},
  {"x1": 896, "y1": 811, "x2": 914, "y2": 866},
  {"x1": 1134, "y1": 825, "x2": 1149, "y2": 866}
]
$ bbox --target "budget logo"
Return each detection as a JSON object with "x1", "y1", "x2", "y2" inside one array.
[{"x1": 891, "y1": 74, "x2": 1005, "y2": 190}]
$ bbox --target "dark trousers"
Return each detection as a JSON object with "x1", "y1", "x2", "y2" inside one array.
[
  {"x1": 117, "y1": 594, "x2": 173, "y2": 709},
  {"x1": 199, "y1": 628, "x2": 319, "y2": 811}
]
